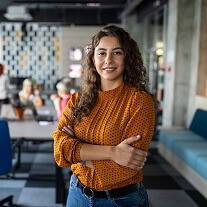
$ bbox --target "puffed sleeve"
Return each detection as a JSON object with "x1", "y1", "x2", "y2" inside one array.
[
  {"x1": 121, "y1": 91, "x2": 155, "y2": 151},
  {"x1": 52, "y1": 92, "x2": 83, "y2": 168}
]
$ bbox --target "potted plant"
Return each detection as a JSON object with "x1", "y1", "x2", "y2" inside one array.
[{"x1": 10, "y1": 94, "x2": 26, "y2": 120}]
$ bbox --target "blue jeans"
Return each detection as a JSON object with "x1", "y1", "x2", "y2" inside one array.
[{"x1": 66, "y1": 174, "x2": 149, "y2": 207}]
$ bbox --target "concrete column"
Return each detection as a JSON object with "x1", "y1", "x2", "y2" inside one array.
[
  {"x1": 197, "y1": 0, "x2": 207, "y2": 97},
  {"x1": 163, "y1": 0, "x2": 200, "y2": 127},
  {"x1": 162, "y1": 0, "x2": 178, "y2": 126},
  {"x1": 186, "y1": 0, "x2": 202, "y2": 126}
]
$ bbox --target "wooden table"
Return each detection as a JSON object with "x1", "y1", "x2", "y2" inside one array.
[{"x1": 8, "y1": 120, "x2": 57, "y2": 140}]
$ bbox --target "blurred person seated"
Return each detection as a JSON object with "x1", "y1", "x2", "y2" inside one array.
[
  {"x1": 0, "y1": 63, "x2": 10, "y2": 106},
  {"x1": 50, "y1": 77, "x2": 72, "y2": 120},
  {"x1": 19, "y1": 78, "x2": 44, "y2": 107}
]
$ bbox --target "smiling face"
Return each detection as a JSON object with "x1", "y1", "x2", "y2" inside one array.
[
  {"x1": 25, "y1": 83, "x2": 33, "y2": 94},
  {"x1": 93, "y1": 36, "x2": 125, "y2": 90}
]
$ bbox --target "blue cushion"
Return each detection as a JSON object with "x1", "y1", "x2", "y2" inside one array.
[
  {"x1": 195, "y1": 156, "x2": 207, "y2": 179},
  {"x1": 0, "y1": 119, "x2": 12, "y2": 175},
  {"x1": 159, "y1": 130, "x2": 205, "y2": 150},
  {"x1": 172, "y1": 141, "x2": 207, "y2": 171},
  {"x1": 189, "y1": 109, "x2": 207, "y2": 139}
]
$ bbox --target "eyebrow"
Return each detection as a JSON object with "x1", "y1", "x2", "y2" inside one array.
[{"x1": 97, "y1": 47, "x2": 123, "y2": 51}]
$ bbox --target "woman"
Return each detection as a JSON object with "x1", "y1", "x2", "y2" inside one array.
[
  {"x1": 53, "y1": 25, "x2": 155, "y2": 207},
  {"x1": 19, "y1": 78, "x2": 43, "y2": 107},
  {"x1": 0, "y1": 63, "x2": 10, "y2": 105},
  {"x1": 50, "y1": 77, "x2": 72, "y2": 120}
]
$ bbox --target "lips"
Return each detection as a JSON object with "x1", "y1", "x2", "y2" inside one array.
[{"x1": 103, "y1": 67, "x2": 116, "y2": 71}]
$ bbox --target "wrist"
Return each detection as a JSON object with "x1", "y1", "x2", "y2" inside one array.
[{"x1": 107, "y1": 146, "x2": 115, "y2": 160}]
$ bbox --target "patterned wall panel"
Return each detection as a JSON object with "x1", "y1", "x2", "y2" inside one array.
[{"x1": 0, "y1": 23, "x2": 61, "y2": 91}]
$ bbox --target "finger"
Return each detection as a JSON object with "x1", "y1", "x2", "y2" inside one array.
[
  {"x1": 62, "y1": 127, "x2": 71, "y2": 134},
  {"x1": 123, "y1": 135, "x2": 141, "y2": 145},
  {"x1": 128, "y1": 154, "x2": 146, "y2": 165},
  {"x1": 128, "y1": 147, "x2": 147, "y2": 158},
  {"x1": 63, "y1": 126, "x2": 72, "y2": 132},
  {"x1": 131, "y1": 159, "x2": 146, "y2": 168},
  {"x1": 127, "y1": 163, "x2": 143, "y2": 170},
  {"x1": 62, "y1": 127, "x2": 74, "y2": 136},
  {"x1": 67, "y1": 125, "x2": 74, "y2": 132},
  {"x1": 62, "y1": 128, "x2": 72, "y2": 135},
  {"x1": 136, "y1": 149, "x2": 147, "y2": 156},
  {"x1": 63, "y1": 126, "x2": 74, "y2": 133},
  {"x1": 134, "y1": 149, "x2": 147, "y2": 158},
  {"x1": 123, "y1": 152, "x2": 146, "y2": 167},
  {"x1": 132, "y1": 155, "x2": 147, "y2": 163}
]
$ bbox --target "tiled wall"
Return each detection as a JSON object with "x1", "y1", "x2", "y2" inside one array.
[{"x1": 0, "y1": 23, "x2": 61, "y2": 91}]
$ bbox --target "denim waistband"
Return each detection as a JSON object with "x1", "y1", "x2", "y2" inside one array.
[{"x1": 77, "y1": 178, "x2": 140, "y2": 198}]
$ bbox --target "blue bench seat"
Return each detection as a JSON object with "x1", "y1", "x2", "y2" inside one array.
[
  {"x1": 196, "y1": 156, "x2": 207, "y2": 179},
  {"x1": 159, "y1": 130, "x2": 205, "y2": 149},
  {"x1": 158, "y1": 109, "x2": 207, "y2": 199},
  {"x1": 172, "y1": 141, "x2": 207, "y2": 174}
]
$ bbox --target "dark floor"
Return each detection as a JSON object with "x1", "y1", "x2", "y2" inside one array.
[{"x1": 0, "y1": 140, "x2": 207, "y2": 207}]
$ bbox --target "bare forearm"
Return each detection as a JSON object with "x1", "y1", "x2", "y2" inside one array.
[
  {"x1": 80, "y1": 136, "x2": 146, "y2": 170},
  {"x1": 80, "y1": 143, "x2": 114, "y2": 161},
  {"x1": 35, "y1": 95, "x2": 43, "y2": 107}
]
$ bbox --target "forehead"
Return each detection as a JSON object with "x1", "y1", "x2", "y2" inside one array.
[
  {"x1": 96, "y1": 36, "x2": 121, "y2": 49},
  {"x1": 25, "y1": 82, "x2": 32, "y2": 86}
]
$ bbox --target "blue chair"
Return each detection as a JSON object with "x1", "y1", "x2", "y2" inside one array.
[
  {"x1": 0, "y1": 119, "x2": 23, "y2": 206},
  {"x1": 0, "y1": 119, "x2": 13, "y2": 206}
]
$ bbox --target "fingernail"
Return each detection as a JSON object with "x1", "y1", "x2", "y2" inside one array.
[{"x1": 136, "y1": 135, "x2": 141, "y2": 138}]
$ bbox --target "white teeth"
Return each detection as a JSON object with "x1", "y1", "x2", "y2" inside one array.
[{"x1": 104, "y1": 68, "x2": 115, "y2": 71}]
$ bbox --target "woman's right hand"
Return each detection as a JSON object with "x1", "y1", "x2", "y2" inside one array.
[
  {"x1": 50, "y1": 94, "x2": 59, "y2": 101},
  {"x1": 62, "y1": 125, "x2": 75, "y2": 138},
  {"x1": 111, "y1": 136, "x2": 147, "y2": 170}
]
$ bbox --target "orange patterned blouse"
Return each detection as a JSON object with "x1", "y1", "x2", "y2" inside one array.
[{"x1": 53, "y1": 82, "x2": 155, "y2": 190}]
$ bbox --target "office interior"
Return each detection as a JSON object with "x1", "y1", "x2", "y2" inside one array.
[{"x1": 0, "y1": 0, "x2": 207, "y2": 206}]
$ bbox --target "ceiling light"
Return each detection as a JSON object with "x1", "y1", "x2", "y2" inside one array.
[
  {"x1": 87, "y1": 3, "x2": 101, "y2": 7},
  {"x1": 4, "y1": 5, "x2": 33, "y2": 21}
]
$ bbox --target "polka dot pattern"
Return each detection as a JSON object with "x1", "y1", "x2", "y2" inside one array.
[{"x1": 53, "y1": 82, "x2": 155, "y2": 190}]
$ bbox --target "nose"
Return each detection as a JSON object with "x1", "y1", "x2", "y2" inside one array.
[{"x1": 105, "y1": 53, "x2": 114, "y2": 64}]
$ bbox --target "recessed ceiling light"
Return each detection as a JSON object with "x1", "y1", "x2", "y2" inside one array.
[
  {"x1": 86, "y1": 3, "x2": 101, "y2": 7},
  {"x1": 4, "y1": 6, "x2": 33, "y2": 21}
]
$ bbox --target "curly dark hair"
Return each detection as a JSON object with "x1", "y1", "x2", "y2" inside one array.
[{"x1": 71, "y1": 25, "x2": 150, "y2": 125}]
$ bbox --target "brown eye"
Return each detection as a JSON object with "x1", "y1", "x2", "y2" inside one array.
[
  {"x1": 114, "y1": 51, "x2": 122, "y2": 55},
  {"x1": 113, "y1": 50, "x2": 123, "y2": 55},
  {"x1": 98, "y1": 52, "x2": 105, "y2": 56}
]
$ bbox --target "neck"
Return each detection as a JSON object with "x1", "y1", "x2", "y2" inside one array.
[
  {"x1": 100, "y1": 80, "x2": 123, "y2": 91},
  {"x1": 61, "y1": 94, "x2": 69, "y2": 99}
]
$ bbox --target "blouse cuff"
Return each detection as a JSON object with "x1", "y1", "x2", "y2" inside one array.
[{"x1": 73, "y1": 142, "x2": 84, "y2": 163}]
